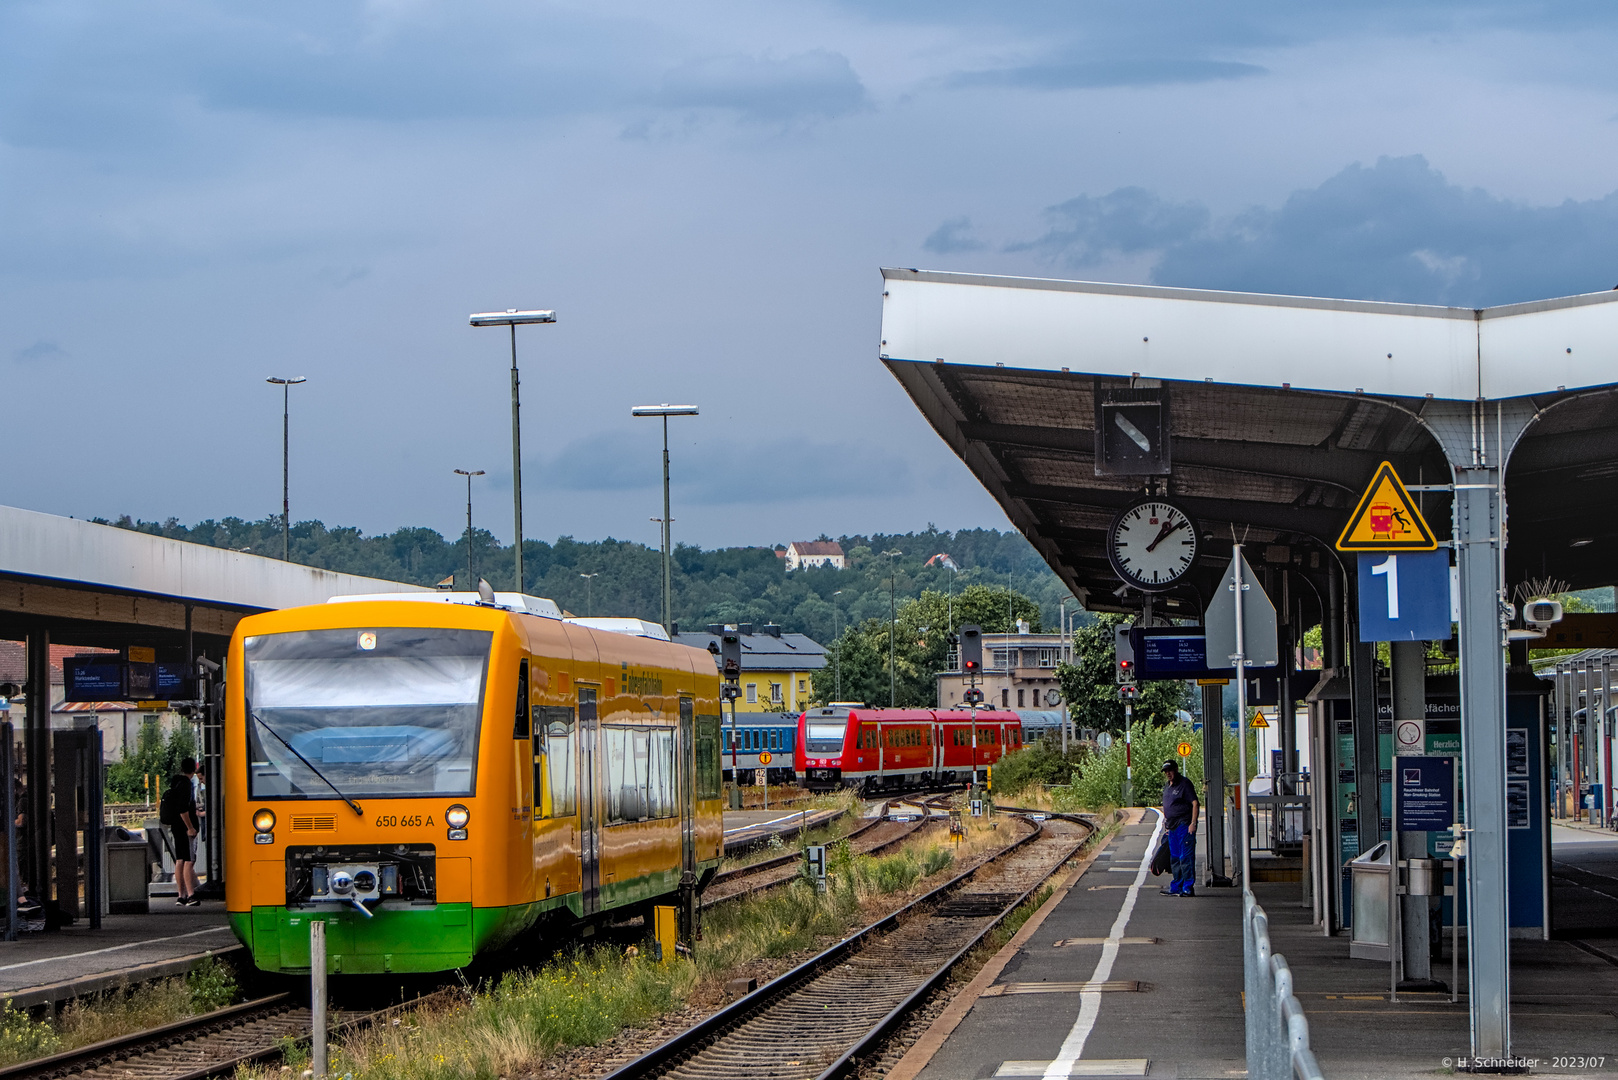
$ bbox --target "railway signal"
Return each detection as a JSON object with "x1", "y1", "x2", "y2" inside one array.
[{"x1": 959, "y1": 625, "x2": 983, "y2": 672}]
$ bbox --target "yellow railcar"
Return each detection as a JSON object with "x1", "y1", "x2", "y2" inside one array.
[{"x1": 224, "y1": 593, "x2": 724, "y2": 974}]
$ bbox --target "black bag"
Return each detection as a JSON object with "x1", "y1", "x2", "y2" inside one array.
[
  {"x1": 159, "y1": 778, "x2": 189, "y2": 828},
  {"x1": 1150, "y1": 837, "x2": 1172, "y2": 876}
]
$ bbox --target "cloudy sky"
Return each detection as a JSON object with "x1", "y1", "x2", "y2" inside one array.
[{"x1": 5, "y1": 2, "x2": 1618, "y2": 550}]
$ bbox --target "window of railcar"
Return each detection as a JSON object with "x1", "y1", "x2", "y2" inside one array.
[
  {"x1": 805, "y1": 722, "x2": 845, "y2": 754},
  {"x1": 244, "y1": 627, "x2": 490, "y2": 800},
  {"x1": 696, "y1": 714, "x2": 722, "y2": 798},
  {"x1": 513, "y1": 659, "x2": 530, "y2": 739},
  {"x1": 603, "y1": 725, "x2": 676, "y2": 823},
  {"x1": 535, "y1": 706, "x2": 576, "y2": 818},
  {"x1": 768, "y1": 729, "x2": 780, "y2": 751}
]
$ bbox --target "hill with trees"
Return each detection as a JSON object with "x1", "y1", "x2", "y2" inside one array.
[{"x1": 93, "y1": 514, "x2": 1092, "y2": 646}]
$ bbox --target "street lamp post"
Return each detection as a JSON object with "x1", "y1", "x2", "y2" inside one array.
[
  {"x1": 454, "y1": 469, "x2": 484, "y2": 587},
  {"x1": 265, "y1": 377, "x2": 307, "y2": 560},
  {"x1": 632, "y1": 404, "x2": 699, "y2": 633},
  {"x1": 469, "y1": 308, "x2": 556, "y2": 592},
  {"x1": 880, "y1": 549, "x2": 903, "y2": 707},
  {"x1": 579, "y1": 572, "x2": 600, "y2": 617}
]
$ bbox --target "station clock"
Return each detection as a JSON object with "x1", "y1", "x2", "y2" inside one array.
[{"x1": 1106, "y1": 498, "x2": 1200, "y2": 591}]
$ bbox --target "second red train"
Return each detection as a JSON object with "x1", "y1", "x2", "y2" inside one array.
[{"x1": 794, "y1": 705, "x2": 1022, "y2": 792}]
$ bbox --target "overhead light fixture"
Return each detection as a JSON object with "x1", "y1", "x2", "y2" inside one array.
[{"x1": 1571, "y1": 537, "x2": 1595, "y2": 547}]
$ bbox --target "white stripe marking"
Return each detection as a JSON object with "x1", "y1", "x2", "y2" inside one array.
[
  {"x1": 0, "y1": 926, "x2": 234, "y2": 974},
  {"x1": 1041, "y1": 809, "x2": 1165, "y2": 1080}
]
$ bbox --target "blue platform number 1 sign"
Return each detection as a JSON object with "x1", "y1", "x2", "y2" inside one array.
[{"x1": 1357, "y1": 549, "x2": 1453, "y2": 642}]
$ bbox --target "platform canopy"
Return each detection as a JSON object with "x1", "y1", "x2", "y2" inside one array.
[
  {"x1": 0, "y1": 503, "x2": 426, "y2": 650},
  {"x1": 880, "y1": 269, "x2": 1618, "y2": 615}
]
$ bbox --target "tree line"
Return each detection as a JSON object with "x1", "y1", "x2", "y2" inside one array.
[{"x1": 95, "y1": 515, "x2": 1088, "y2": 646}]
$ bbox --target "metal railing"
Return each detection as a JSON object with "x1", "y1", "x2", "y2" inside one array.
[{"x1": 1245, "y1": 891, "x2": 1325, "y2": 1080}]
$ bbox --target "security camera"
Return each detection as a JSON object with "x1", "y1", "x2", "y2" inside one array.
[{"x1": 1524, "y1": 600, "x2": 1564, "y2": 628}]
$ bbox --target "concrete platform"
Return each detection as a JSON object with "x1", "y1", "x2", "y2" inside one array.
[
  {"x1": 907, "y1": 813, "x2": 1618, "y2": 1079},
  {"x1": 0, "y1": 902, "x2": 238, "y2": 1009}
]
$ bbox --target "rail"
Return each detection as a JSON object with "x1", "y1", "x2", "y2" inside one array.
[
  {"x1": 601, "y1": 813, "x2": 1083, "y2": 1080},
  {"x1": 1244, "y1": 891, "x2": 1324, "y2": 1080}
]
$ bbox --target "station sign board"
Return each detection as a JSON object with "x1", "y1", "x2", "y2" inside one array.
[{"x1": 1357, "y1": 550, "x2": 1453, "y2": 642}]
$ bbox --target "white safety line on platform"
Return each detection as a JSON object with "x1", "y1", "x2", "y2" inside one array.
[
  {"x1": 998, "y1": 1061, "x2": 1148, "y2": 1077},
  {"x1": 0, "y1": 926, "x2": 235, "y2": 974},
  {"x1": 1038, "y1": 809, "x2": 1164, "y2": 1080}
]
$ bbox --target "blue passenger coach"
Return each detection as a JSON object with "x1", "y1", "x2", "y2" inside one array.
[{"x1": 720, "y1": 711, "x2": 799, "y2": 784}]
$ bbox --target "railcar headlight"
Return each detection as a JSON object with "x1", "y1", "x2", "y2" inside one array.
[
  {"x1": 253, "y1": 808, "x2": 276, "y2": 833},
  {"x1": 445, "y1": 804, "x2": 470, "y2": 829}
]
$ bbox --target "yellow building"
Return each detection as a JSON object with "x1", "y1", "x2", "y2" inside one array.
[{"x1": 672, "y1": 623, "x2": 826, "y2": 713}]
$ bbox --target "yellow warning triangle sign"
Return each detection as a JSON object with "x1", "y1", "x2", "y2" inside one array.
[
  {"x1": 1249, "y1": 711, "x2": 1269, "y2": 729},
  {"x1": 1335, "y1": 461, "x2": 1438, "y2": 552}
]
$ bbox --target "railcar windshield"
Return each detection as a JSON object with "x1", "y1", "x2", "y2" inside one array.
[
  {"x1": 244, "y1": 627, "x2": 492, "y2": 799},
  {"x1": 805, "y1": 723, "x2": 847, "y2": 753}
]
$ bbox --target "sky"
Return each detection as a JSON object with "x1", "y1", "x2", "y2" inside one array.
[{"x1": 6, "y1": 2, "x2": 1618, "y2": 551}]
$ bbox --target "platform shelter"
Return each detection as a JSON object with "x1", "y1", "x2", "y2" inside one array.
[
  {"x1": 880, "y1": 269, "x2": 1618, "y2": 1061},
  {"x1": 1, "y1": 505, "x2": 425, "y2": 939}
]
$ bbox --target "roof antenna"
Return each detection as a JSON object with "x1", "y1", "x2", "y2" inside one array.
[{"x1": 477, "y1": 578, "x2": 496, "y2": 604}]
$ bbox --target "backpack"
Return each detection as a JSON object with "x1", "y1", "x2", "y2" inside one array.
[{"x1": 159, "y1": 777, "x2": 189, "y2": 827}]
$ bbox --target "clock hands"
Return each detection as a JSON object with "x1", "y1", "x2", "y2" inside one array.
[{"x1": 1144, "y1": 515, "x2": 1187, "y2": 553}]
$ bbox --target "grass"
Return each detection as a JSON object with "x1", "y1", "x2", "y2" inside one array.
[
  {"x1": 0, "y1": 955, "x2": 240, "y2": 1067},
  {"x1": 721, "y1": 788, "x2": 860, "y2": 871},
  {"x1": 268, "y1": 819, "x2": 991, "y2": 1080}
]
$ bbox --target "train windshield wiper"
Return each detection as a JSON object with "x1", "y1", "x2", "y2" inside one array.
[{"x1": 251, "y1": 711, "x2": 364, "y2": 816}]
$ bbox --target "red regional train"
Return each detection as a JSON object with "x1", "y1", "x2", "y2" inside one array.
[{"x1": 794, "y1": 705, "x2": 1022, "y2": 792}]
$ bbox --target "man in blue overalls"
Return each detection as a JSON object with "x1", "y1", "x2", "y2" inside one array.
[{"x1": 1160, "y1": 760, "x2": 1199, "y2": 897}]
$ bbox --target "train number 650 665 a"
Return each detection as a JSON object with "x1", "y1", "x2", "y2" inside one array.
[{"x1": 373, "y1": 814, "x2": 428, "y2": 828}]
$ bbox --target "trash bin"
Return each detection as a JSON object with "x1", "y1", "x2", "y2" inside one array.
[
  {"x1": 104, "y1": 826, "x2": 150, "y2": 915},
  {"x1": 1404, "y1": 857, "x2": 1440, "y2": 896},
  {"x1": 1349, "y1": 841, "x2": 1391, "y2": 961}
]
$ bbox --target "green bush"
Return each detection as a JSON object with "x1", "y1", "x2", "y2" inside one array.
[
  {"x1": 919, "y1": 845, "x2": 953, "y2": 877},
  {"x1": 104, "y1": 722, "x2": 197, "y2": 804},
  {"x1": 988, "y1": 739, "x2": 1092, "y2": 797},
  {"x1": 1053, "y1": 721, "x2": 1256, "y2": 810},
  {"x1": 186, "y1": 956, "x2": 239, "y2": 1012}
]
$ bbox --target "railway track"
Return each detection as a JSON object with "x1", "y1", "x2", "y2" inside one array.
[
  {"x1": 703, "y1": 795, "x2": 952, "y2": 906},
  {"x1": 605, "y1": 811, "x2": 1094, "y2": 1080},
  {"x1": 0, "y1": 989, "x2": 456, "y2": 1080},
  {"x1": 0, "y1": 795, "x2": 998, "y2": 1080}
]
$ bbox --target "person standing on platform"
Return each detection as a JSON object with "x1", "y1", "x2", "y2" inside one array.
[
  {"x1": 1160, "y1": 759, "x2": 1199, "y2": 897},
  {"x1": 161, "y1": 757, "x2": 202, "y2": 906}
]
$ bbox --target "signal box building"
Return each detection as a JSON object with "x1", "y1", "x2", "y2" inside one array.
[{"x1": 936, "y1": 628, "x2": 1072, "y2": 712}]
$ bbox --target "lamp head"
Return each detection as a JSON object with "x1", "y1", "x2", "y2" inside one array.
[
  {"x1": 632, "y1": 404, "x2": 699, "y2": 417},
  {"x1": 469, "y1": 309, "x2": 555, "y2": 326}
]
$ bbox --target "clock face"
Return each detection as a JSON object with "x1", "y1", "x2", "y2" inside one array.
[{"x1": 1107, "y1": 499, "x2": 1200, "y2": 590}]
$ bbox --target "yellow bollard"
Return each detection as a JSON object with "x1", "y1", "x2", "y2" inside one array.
[{"x1": 653, "y1": 904, "x2": 678, "y2": 963}]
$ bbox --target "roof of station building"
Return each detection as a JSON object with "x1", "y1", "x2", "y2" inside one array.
[{"x1": 880, "y1": 270, "x2": 1618, "y2": 615}]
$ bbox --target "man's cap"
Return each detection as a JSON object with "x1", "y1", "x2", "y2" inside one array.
[{"x1": 1161, "y1": 760, "x2": 1178, "y2": 772}]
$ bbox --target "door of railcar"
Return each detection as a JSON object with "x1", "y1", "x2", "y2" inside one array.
[
  {"x1": 578, "y1": 686, "x2": 601, "y2": 915},
  {"x1": 679, "y1": 696, "x2": 696, "y2": 879}
]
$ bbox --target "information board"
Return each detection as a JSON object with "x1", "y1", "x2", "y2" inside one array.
[
  {"x1": 1395, "y1": 755, "x2": 1455, "y2": 831},
  {"x1": 62, "y1": 657, "x2": 125, "y2": 701}
]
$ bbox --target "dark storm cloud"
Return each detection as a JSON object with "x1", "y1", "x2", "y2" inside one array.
[
  {"x1": 1017, "y1": 156, "x2": 1618, "y2": 307},
  {"x1": 923, "y1": 218, "x2": 986, "y2": 254},
  {"x1": 539, "y1": 429, "x2": 909, "y2": 506},
  {"x1": 13, "y1": 340, "x2": 67, "y2": 364},
  {"x1": 950, "y1": 58, "x2": 1265, "y2": 91},
  {"x1": 656, "y1": 50, "x2": 871, "y2": 123}
]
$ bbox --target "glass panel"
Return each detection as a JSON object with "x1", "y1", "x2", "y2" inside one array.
[
  {"x1": 806, "y1": 723, "x2": 844, "y2": 753},
  {"x1": 536, "y1": 706, "x2": 576, "y2": 818},
  {"x1": 245, "y1": 627, "x2": 490, "y2": 800},
  {"x1": 696, "y1": 714, "x2": 721, "y2": 798}
]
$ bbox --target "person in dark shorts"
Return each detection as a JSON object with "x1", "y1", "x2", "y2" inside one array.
[
  {"x1": 160, "y1": 757, "x2": 201, "y2": 906},
  {"x1": 1160, "y1": 759, "x2": 1199, "y2": 897}
]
